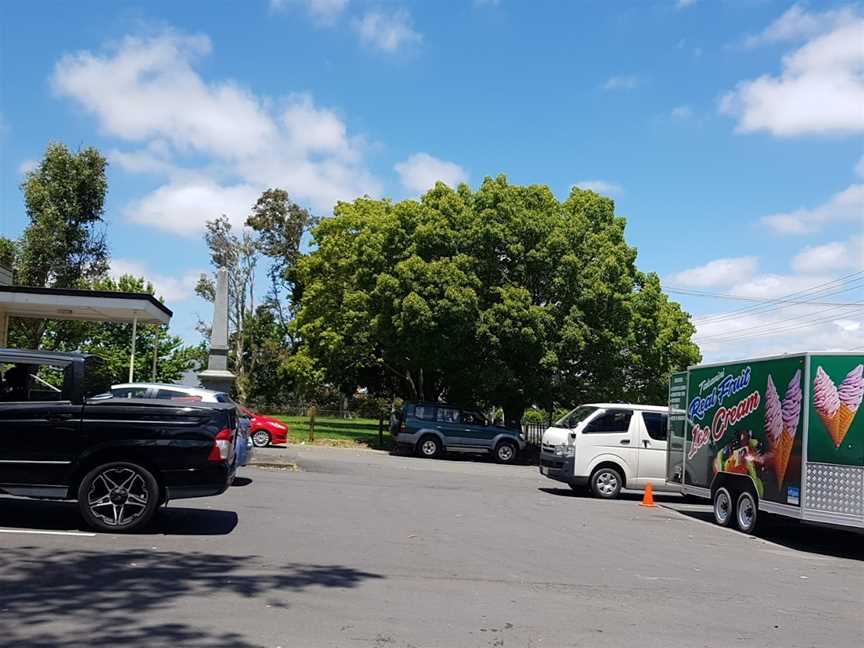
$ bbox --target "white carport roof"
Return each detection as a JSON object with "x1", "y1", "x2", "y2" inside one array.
[{"x1": 0, "y1": 286, "x2": 172, "y2": 325}]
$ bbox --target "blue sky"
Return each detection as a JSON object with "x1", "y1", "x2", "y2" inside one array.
[{"x1": 1, "y1": 0, "x2": 862, "y2": 360}]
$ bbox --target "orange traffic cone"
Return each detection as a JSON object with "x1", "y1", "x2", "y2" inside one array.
[{"x1": 640, "y1": 483, "x2": 656, "y2": 508}]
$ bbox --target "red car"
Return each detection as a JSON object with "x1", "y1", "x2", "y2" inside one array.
[{"x1": 240, "y1": 406, "x2": 289, "y2": 447}]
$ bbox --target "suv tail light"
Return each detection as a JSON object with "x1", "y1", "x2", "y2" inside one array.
[
  {"x1": 399, "y1": 420, "x2": 406, "y2": 435},
  {"x1": 208, "y1": 427, "x2": 235, "y2": 461}
]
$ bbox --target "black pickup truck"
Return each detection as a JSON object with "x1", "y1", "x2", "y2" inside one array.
[{"x1": 0, "y1": 348, "x2": 237, "y2": 532}]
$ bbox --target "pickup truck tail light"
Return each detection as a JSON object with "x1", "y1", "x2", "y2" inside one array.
[{"x1": 208, "y1": 427, "x2": 235, "y2": 462}]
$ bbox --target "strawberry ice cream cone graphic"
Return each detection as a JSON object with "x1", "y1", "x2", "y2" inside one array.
[
  {"x1": 775, "y1": 428, "x2": 794, "y2": 488},
  {"x1": 813, "y1": 366, "x2": 842, "y2": 447},
  {"x1": 775, "y1": 370, "x2": 801, "y2": 488},
  {"x1": 836, "y1": 364, "x2": 863, "y2": 447},
  {"x1": 764, "y1": 374, "x2": 783, "y2": 465}
]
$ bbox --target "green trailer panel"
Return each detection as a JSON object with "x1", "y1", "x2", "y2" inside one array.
[{"x1": 684, "y1": 355, "x2": 806, "y2": 507}]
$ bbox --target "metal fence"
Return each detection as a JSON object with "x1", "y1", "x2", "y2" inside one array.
[{"x1": 521, "y1": 421, "x2": 548, "y2": 447}]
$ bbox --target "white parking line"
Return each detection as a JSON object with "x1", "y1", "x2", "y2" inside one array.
[{"x1": 0, "y1": 528, "x2": 95, "y2": 537}]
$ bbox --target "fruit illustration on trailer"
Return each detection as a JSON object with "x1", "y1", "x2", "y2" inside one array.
[{"x1": 711, "y1": 429, "x2": 765, "y2": 499}]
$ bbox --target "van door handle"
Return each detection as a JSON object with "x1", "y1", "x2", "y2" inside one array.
[
  {"x1": 620, "y1": 439, "x2": 630, "y2": 445},
  {"x1": 643, "y1": 440, "x2": 650, "y2": 448}
]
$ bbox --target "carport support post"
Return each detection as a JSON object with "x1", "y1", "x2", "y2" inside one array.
[
  {"x1": 0, "y1": 311, "x2": 7, "y2": 348},
  {"x1": 128, "y1": 315, "x2": 138, "y2": 382},
  {"x1": 151, "y1": 325, "x2": 159, "y2": 381}
]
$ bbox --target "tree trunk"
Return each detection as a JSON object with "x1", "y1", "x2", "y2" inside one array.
[{"x1": 502, "y1": 401, "x2": 526, "y2": 431}]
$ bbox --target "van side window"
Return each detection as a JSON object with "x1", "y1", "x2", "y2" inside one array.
[
  {"x1": 642, "y1": 412, "x2": 668, "y2": 441},
  {"x1": 584, "y1": 410, "x2": 632, "y2": 434},
  {"x1": 414, "y1": 405, "x2": 436, "y2": 421}
]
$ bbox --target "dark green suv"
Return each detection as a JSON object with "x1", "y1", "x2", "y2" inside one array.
[{"x1": 390, "y1": 402, "x2": 526, "y2": 464}]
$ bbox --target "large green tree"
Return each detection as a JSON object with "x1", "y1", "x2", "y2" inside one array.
[
  {"x1": 7, "y1": 143, "x2": 110, "y2": 348},
  {"x1": 294, "y1": 176, "x2": 700, "y2": 424}
]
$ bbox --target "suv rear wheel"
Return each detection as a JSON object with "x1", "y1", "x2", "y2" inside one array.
[
  {"x1": 416, "y1": 435, "x2": 442, "y2": 459},
  {"x1": 494, "y1": 440, "x2": 518, "y2": 464},
  {"x1": 78, "y1": 462, "x2": 160, "y2": 533}
]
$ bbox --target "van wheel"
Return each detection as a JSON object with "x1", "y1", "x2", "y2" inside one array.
[
  {"x1": 494, "y1": 440, "x2": 518, "y2": 464},
  {"x1": 713, "y1": 487, "x2": 734, "y2": 527},
  {"x1": 590, "y1": 467, "x2": 622, "y2": 499},
  {"x1": 78, "y1": 462, "x2": 160, "y2": 533},
  {"x1": 416, "y1": 435, "x2": 442, "y2": 459},
  {"x1": 735, "y1": 489, "x2": 759, "y2": 534}
]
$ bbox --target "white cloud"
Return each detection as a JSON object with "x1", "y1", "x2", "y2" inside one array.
[
  {"x1": 676, "y1": 0, "x2": 698, "y2": 9},
  {"x1": 109, "y1": 146, "x2": 176, "y2": 175},
  {"x1": 671, "y1": 105, "x2": 693, "y2": 120},
  {"x1": 602, "y1": 75, "x2": 641, "y2": 91},
  {"x1": 761, "y1": 182, "x2": 864, "y2": 235},
  {"x1": 280, "y1": 94, "x2": 353, "y2": 158},
  {"x1": 574, "y1": 179, "x2": 623, "y2": 196},
  {"x1": 53, "y1": 30, "x2": 382, "y2": 234},
  {"x1": 17, "y1": 159, "x2": 37, "y2": 175},
  {"x1": 743, "y1": 3, "x2": 858, "y2": 47},
  {"x1": 395, "y1": 153, "x2": 468, "y2": 194},
  {"x1": 270, "y1": 0, "x2": 349, "y2": 24},
  {"x1": 353, "y1": 9, "x2": 422, "y2": 52},
  {"x1": 721, "y1": 8, "x2": 864, "y2": 136},
  {"x1": 791, "y1": 237, "x2": 864, "y2": 273},
  {"x1": 666, "y1": 257, "x2": 759, "y2": 288},
  {"x1": 672, "y1": 243, "x2": 864, "y2": 361},
  {"x1": 110, "y1": 258, "x2": 203, "y2": 302},
  {"x1": 53, "y1": 33, "x2": 276, "y2": 159},
  {"x1": 124, "y1": 178, "x2": 261, "y2": 236},
  {"x1": 856, "y1": 155, "x2": 864, "y2": 178}
]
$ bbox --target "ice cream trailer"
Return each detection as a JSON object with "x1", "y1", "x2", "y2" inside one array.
[{"x1": 666, "y1": 353, "x2": 863, "y2": 533}]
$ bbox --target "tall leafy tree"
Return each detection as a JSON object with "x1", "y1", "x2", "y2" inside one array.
[
  {"x1": 294, "y1": 176, "x2": 700, "y2": 423},
  {"x1": 9, "y1": 143, "x2": 110, "y2": 348}
]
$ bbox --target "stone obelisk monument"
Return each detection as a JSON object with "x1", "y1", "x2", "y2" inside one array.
[{"x1": 197, "y1": 267, "x2": 235, "y2": 393}]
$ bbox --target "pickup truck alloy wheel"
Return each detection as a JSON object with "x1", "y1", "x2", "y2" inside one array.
[
  {"x1": 736, "y1": 490, "x2": 758, "y2": 534},
  {"x1": 494, "y1": 441, "x2": 517, "y2": 464},
  {"x1": 713, "y1": 487, "x2": 734, "y2": 527},
  {"x1": 78, "y1": 462, "x2": 159, "y2": 533},
  {"x1": 252, "y1": 430, "x2": 271, "y2": 447},
  {"x1": 591, "y1": 467, "x2": 622, "y2": 499}
]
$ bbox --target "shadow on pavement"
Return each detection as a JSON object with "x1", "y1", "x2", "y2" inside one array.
[
  {"x1": 0, "y1": 496, "x2": 239, "y2": 536},
  {"x1": 0, "y1": 546, "x2": 384, "y2": 647},
  {"x1": 538, "y1": 486, "x2": 682, "y2": 503},
  {"x1": 667, "y1": 505, "x2": 864, "y2": 561},
  {"x1": 388, "y1": 446, "x2": 538, "y2": 466},
  {"x1": 231, "y1": 476, "x2": 254, "y2": 487}
]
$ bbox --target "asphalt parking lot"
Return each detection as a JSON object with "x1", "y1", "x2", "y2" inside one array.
[{"x1": 1, "y1": 446, "x2": 862, "y2": 648}]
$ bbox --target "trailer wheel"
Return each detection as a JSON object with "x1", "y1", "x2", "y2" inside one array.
[
  {"x1": 713, "y1": 487, "x2": 734, "y2": 527},
  {"x1": 735, "y1": 490, "x2": 759, "y2": 534}
]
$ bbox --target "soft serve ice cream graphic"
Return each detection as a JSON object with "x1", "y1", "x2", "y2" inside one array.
[
  {"x1": 775, "y1": 370, "x2": 801, "y2": 487},
  {"x1": 814, "y1": 364, "x2": 863, "y2": 448}
]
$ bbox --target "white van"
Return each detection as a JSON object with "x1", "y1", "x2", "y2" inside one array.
[{"x1": 539, "y1": 403, "x2": 673, "y2": 499}]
